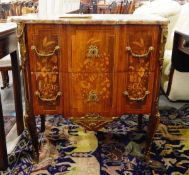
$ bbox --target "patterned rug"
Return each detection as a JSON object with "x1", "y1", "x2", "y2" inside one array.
[
  {"x1": 3, "y1": 116, "x2": 16, "y2": 136},
  {"x1": 1, "y1": 105, "x2": 189, "y2": 175}
]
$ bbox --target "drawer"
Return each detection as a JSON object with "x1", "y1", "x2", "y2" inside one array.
[
  {"x1": 68, "y1": 26, "x2": 117, "y2": 73},
  {"x1": 116, "y1": 72, "x2": 155, "y2": 114},
  {"x1": 69, "y1": 73, "x2": 116, "y2": 114},
  {"x1": 26, "y1": 24, "x2": 65, "y2": 72},
  {"x1": 116, "y1": 25, "x2": 160, "y2": 72},
  {"x1": 30, "y1": 71, "x2": 64, "y2": 115}
]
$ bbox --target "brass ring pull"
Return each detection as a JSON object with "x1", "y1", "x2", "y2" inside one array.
[
  {"x1": 123, "y1": 90, "x2": 150, "y2": 101},
  {"x1": 35, "y1": 91, "x2": 62, "y2": 102},
  {"x1": 126, "y1": 46, "x2": 154, "y2": 58},
  {"x1": 31, "y1": 45, "x2": 60, "y2": 57}
]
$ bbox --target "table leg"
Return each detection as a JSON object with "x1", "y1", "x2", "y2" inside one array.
[
  {"x1": 0, "y1": 93, "x2": 8, "y2": 170},
  {"x1": 1, "y1": 70, "x2": 9, "y2": 89},
  {"x1": 10, "y1": 50, "x2": 24, "y2": 135},
  {"x1": 145, "y1": 112, "x2": 160, "y2": 158}
]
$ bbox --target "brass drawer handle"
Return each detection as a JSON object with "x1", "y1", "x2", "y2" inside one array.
[
  {"x1": 35, "y1": 91, "x2": 62, "y2": 102},
  {"x1": 123, "y1": 90, "x2": 150, "y2": 101},
  {"x1": 126, "y1": 46, "x2": 154, "y2": 58},
  {"x1": 31, "y1": 45, "x2": 60, "y2": 57}
]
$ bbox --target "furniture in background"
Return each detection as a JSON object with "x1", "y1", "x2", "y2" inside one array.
[
  {"x1": 13, "y1": 14, "x2": 168, "y2": 162},
  {"x1": 96, "y1": 0, "x2": 135, "y2": 14},
  {"x1": 0, "y1": 0, "x2": 38, "y2": 89},
  {"x1": 133, "y1": 0, "x2": 189, "y2": 100},
  {"x1": 79, "y1": 0, "x2": 136, "y2": 14},
  {"x1": 0, "y1": 0, "x2": 37, "y2": 19},
  {"x1": 162, "y1": 31, "x2": 189, "y2": 101},
  {"x1": 160, "y1": 3, "x2": 189, "y2": 100},
  {"x1": 0, "y1": 55, "x2": 11, "y2": 89},
  {"x1": 0, "y1": 22, "x2": 24, "y2": 170}
]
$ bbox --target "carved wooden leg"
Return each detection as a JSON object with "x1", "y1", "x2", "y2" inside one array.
[
  {"x1": 0, "y1": 93, "x2": 8, "y2": 170},
  {"x1": 138, "y1": 114, "x2": 143, "y2": 130},
  {"x1": 1, "y1": 70, "x2": 9, "y2": 89},
  {"x1": 143, "y1": 112, "x2": 167, "y2": 171},
  {"x1": 145, "y1": 112, "x2": 160, "y2": 159},
  {"x1": 25, "y1": 113, "x2": 39, "y2": 162}
]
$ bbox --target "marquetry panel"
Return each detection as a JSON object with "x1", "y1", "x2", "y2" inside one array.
[
  {"x1": 26, "y1": 24, "x2": 64, "y2": 72},
  {"x1": 31, "y1": 71, "x2": 63, "y2": 115},
  {"x1": 69, "y1": 73, "x2": 116, "y2": 115},
  {"x1": 116, "y1": 72, "x2": 155, "y2": 114},
  {"x1": 23, "y1": 23, "x2": 165, "y2": 129},
  {"x1": 117, "y1": 25, "x2": 160, "y2": 72},
  {"x1": 69, "y1": 27, "x2": 116, "y2": 73}
]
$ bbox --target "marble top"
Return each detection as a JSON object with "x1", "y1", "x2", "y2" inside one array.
[
  {"x1": 11, "y1": 14, "x2": 169, "y2": 25},
  {"x1": 0, "y1": 22, "x2": 16, "y2": 34}
]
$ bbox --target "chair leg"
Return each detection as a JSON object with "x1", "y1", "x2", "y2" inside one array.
[{"x1": 1, "y1": 70, "x2": 9, "y2": 89}]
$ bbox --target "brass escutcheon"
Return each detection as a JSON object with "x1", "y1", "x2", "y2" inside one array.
[
  {"x1": 87, "y1": 91, "x2": 99, "y2": 102},
  {"x1": 86, "y1": 45, "x2": 100, "y2": 58}
]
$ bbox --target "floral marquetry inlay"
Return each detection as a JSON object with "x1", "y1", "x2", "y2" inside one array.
[
  {"x1": 35, "y1": 72, "x2": 61, "y2": 103},
  {"x1": 73, "y1": 39, "x2": 111, "y2": 102},
  {"x1": 73, "y1": 73, "x2": 111, "y2": 102},
  {"x1": 32, "y1": 37, "x2": 60, "y2": 72},
  {"x1": 127, "y1": 64, "x2": 150, "y2": 101},
  {"x1": 125, "y1": 37, "x2": 152, "y2": 101}
]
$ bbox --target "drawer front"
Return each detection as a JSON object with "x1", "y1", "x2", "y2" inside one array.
[
  {"x1": 117, "y1": 25, "x2": 160, "y2": 72},
  {"x1": 31, "y1": 71, "x2": 63, "y2": 115},
  {"x1": 116, "y1": 72, "x2": 155, "y2": 114},
  {"x1": 26, "y1": 24, "x2": 64, "y2": 72},
  {"x1": 69, "y1": 73, "x2": 116, "y2": 114},
  {"x1": 69, "y1": 26, "x2": 116, "y2": 73}
]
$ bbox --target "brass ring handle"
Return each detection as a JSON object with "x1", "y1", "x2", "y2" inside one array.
[
  {"x1": 31, "y1": 45, "x2": 60, "y2": 57},
  {"x1": 35, "y1": 91, "x2": 62, "y2": 102},
  {"x1": 123, "y1": 90, "x2": 150, "y2": 101},
  {"x1": 126, "y1": 46, "x2": 154, "y2": 58}
]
